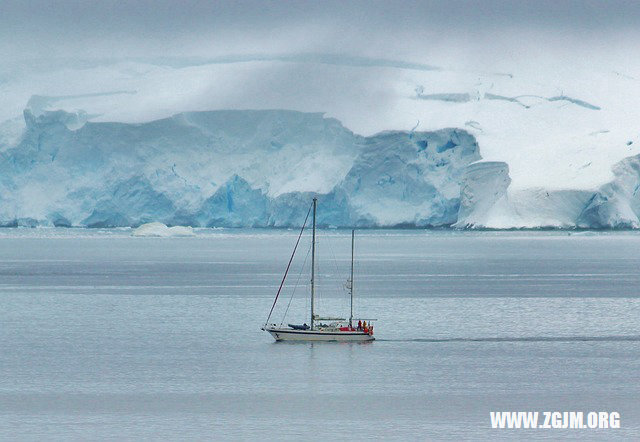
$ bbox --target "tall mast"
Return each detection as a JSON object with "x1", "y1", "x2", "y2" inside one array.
[
  {"x1": 349, "y1": 229, "x2": 355, "y2": 327},
  {"x1": 310, "y1": 198, "x2": 317, "y2": 330}
]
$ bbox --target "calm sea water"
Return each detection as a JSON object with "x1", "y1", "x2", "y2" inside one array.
[{"x1": 1, "y1": 229, "x2": 639, "y2": 440}]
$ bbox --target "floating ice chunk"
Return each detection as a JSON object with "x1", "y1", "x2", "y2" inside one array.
[{"x1": 132, "y1": 222, "x2": 194, "y2": 237}]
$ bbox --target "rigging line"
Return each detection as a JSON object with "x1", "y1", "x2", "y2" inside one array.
[
  {"x1": 280, "y1": 242, "x2": 312, "y2": 325},
  {"x1": 264, "y1": 202, "x2": 312, "y2": 326}
]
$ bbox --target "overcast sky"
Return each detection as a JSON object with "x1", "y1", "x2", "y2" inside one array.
[{"x1": 2, "y1": 0, "x2": 640, "y2": 67}]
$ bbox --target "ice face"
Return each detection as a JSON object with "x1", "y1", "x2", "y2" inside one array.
[
  {"x1": 196, "y1": 175, "x2": 270, "y2": 228},
  {"x1": 336, "y1": 129, "x2": 480, "y2": 226},
  {"x1": 0, "y1": 108, "x2": 481, "y2": 228},
  {"x1": 454, "y1": 162, "x2": 512, "y2": 228},
  {"x1": 577, "y1": 155, "x2": 640, "y2": 229},
  {"x1": 3, "y1": 106, "x2": 640, "y2": 229},
  {"x1": 454, "y1": 154, "x2": 640, "y2": 229}
]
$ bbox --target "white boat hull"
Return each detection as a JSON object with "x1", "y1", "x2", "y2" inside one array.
[{"x1": 263, "y1": 327, "x2": 375, "y2": 342}]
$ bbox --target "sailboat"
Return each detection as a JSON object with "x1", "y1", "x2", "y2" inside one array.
[{"x1": 262, "y1": 198, "x2": 375, "y2": 342}]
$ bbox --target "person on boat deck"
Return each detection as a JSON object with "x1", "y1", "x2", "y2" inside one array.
[{"x1": 357, "y1": 320, "x2": 362, "y2": 330}]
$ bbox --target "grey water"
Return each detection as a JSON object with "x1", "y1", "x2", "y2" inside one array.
[{"x1": 1, "y1": 229, "x2": 639, "y2": 440}]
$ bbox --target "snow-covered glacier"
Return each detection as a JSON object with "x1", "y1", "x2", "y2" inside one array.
[
  {"x1": 2, "y1": 51, "x2": 640, "y2": 229},
  {"x1": 0, "y1": 108, "x2": 481, "y2": 227},
  {"x1": 4, "y1": 104, "x2": 640, "y2": 228}
]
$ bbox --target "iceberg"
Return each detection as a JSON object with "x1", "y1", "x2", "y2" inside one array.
[{"x1": 132, "y1": 222, "x2": 194, "y2": 237}]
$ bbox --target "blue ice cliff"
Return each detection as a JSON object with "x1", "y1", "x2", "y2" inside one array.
[
  {"x1": 1, "y1": 108, "x2": 640, "y2": 228},
  {"x1": 0, "y1": 109, "x2": 480, "y2": 227}
]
